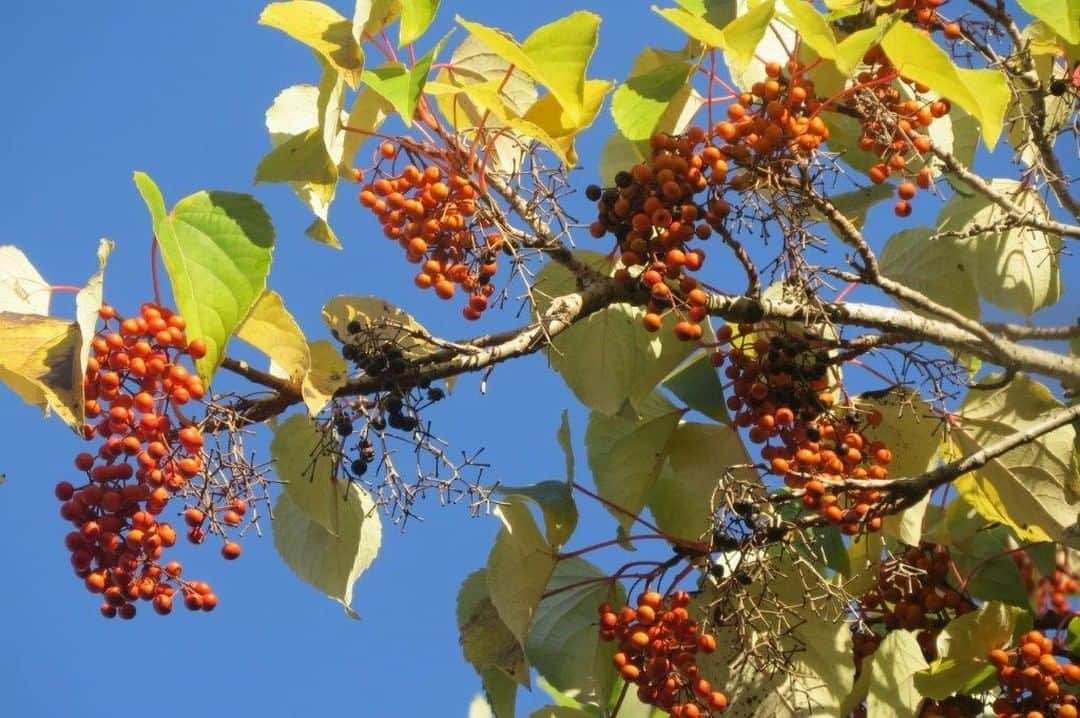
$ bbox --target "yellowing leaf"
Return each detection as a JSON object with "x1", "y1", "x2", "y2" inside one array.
[
  {"x1": 721, "y1": 0, "x2": 778, "y2": 67},
  {"x1": 271, "y1": 414, "x2": 343, "y2": 533},
  {"x1": 457, "y1": 12, "x2": 600, "y2": 125},
  {"x1": 652, "y1": 7, "x2": 727, "y2": 48},
  {"x1": 236, "y1": 289, "x2": 310, "y2": 383},
  {"x1": 272, "y1": 480, "x2": 381, "y2": 618},
  {"x1": 0, "y1": 313, "x2": 81, "y2": 427},
  {"x1": 321, "y1": 294, "x2": 435, "y2": 359},
  {"x1": 301, "y1": 340, "x2": 348, "y2": 416},
  {"x1": 1018, "y1": 0, "x2": 1080, "y2": 44},
  {"x1": 399, "y1": 0, "x2": 441, "y2": 47},
  {"x1": 0, "y1": 247, "x2": 49, "y2": 315},
  {"x1": 881, "y1": 19, "x2": 1010, "y2": 147},
  {"x1": 486, "y1": 498, "x2": 559, "y2": 649},
  {"x1": 259, "y1": 1, "x2": 364, "y2": 88},
  {"x1": 521, "y1": 79, "x2": 612, "y2": 165},
  {"x1": 256, "y1": 127, "x2": 338, "y2": 184},
  {"x1": 353, "y1": 0, "x2": 401, "y2": 41},
  {"x1": 341, "y1": 88, "x2": 394, "y2": 171}
]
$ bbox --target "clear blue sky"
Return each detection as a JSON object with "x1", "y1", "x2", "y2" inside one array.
[{"x1": 0, "y1": 2, "x2": 1075, "y2": 718}]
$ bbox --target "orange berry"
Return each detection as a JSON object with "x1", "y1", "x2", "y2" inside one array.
[{"x1": 221, "y1": 542, "x2": 242, "y2": 560}]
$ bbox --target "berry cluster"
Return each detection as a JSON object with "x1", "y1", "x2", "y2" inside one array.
[
  {"x1": 852, "y1": 47, "x2": 951, "y2": 217},
  {"x1": 357, "y1": 144, "x2": 499, "y2": 320},
  {"x1": 990, "y1": 630, "x2": 1080, "y2": 718},
  {"x1": 1037, "y1": 561, "x2": 1079, "y2": 616},
  {"x1": 713, "y1": 326, "x2": 891, "y2": 534},
  {"x1": 599, "y1": 591, "x2": 727, "y2": 717},
  {"x1": 57, "y1": 303, "x2": 240, "y2": 618},
  {"x1": 853, "y1": 545, "x2": 974, "y2": 665},
  {"x1": 890, "y1": 0, "x2": 963, "y2": 38},
  {"x1": 586, "y1": 62, "x2": 829, "y2": 340}
]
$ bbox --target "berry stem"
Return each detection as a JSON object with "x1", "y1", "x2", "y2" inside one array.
[
  {"x1": 571, "y1": 481, "x2": 664, "y2": 534},
  {"x1": 150, "y1": 235, "x2": 162, "y2": 307}
]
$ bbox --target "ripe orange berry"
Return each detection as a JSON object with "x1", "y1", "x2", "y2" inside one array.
[
  {"x1": 642, "y1": 313, "x2": 663, "y2": 332},
  {"x1": 897, "y1": 182, "x2": 917, "y2": 200},
  {"x1": 221, "y1": 542, "x2": 242, "y2": 560},
  {"x1": 894, "y1": 200, "x2": 912, "y2": 218},
  {"x1": 379, "y1": 142, "x2": 397, "y2": 159}
]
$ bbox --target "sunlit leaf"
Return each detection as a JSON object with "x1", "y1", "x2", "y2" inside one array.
[
  {"x1": 937, "y1": 179, "x2": 1061, "y2": 315},
  {"x1": 272, "y1": 479, "x2": 381, "y2": 618},
  {"x1": 363, "y1": 36, "x2": 446, "y2": 125},
  {"x1": 300, "y1": 339, "x2": 348, "y2": 416},
  {"x1": 652, "y1": 6, "x2": 727, "y2": 48},
  {"x1": 856, "y1": 630, "x2": 929, "y2": 717},
  {"x1": 399, "y1": 0, "x2": 441, "y2": 47},
  {"x1": 353, "y1": 0, "x2": 401, "y2": 40},
  {"x1": 1017, "y1": 0, "x2": 1080, "y2": 44},
  {"x1": 520, "y1": 79, "x2": 613, "y2": 165},
  {"x1": 73, "y1": 239, "x2": 113, "y2": 413},
  {"x1": 0, "y1": 313, "x2": 81, "y2": 428},
  {"x1": 457, "y1": 12, "x2": 600, "y2": 125},
  {"x1": 260, "y1": 1, "x2": 364, "y2": 87},
  {"x1": 881, "y1": 18, "x2": 1010, "y2": 147},
  {"x1": 611, "y1": 52, "x2": 695, "y2": 143},
  {"x1": 236, "y1": 289, "x2": 310, "y2": 384},
  {"x1": 487, "y1": 498, "x2": 559, "y2": 649},
  {"x1": 341, "y1": 88, "x2": 394, "y2": 172},
  {"x1": 0, "y1": 246, "x2": 49, "y2": 315},
  {"x1": 880, "y1": 227, "x2": 980, "y2": 320}
]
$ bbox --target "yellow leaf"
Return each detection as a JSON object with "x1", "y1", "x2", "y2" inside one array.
[
  {"x1": 236, "y1": 289, "x2": 310, "y2": 384},
  {"x1": 260, "y1": 1, "x2": 365, "y2": 88},
  {"x1": 0, "y1": 313, "x2": 82, "y2": 428}
]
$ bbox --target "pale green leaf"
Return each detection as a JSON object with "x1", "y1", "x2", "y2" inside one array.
[
  {"x1": 0, "y1": 246, "x2": 49, "y2": 315},
  {"x1": 0, "y1": 313, "x2": 81, "y2": 428},
  {"x1": 457, "y1": 569, "x2": 530, "y2": 687},
  {"x1": 363, "y1": 36, "x2": 444, "y2": 125},
  {"x1": 271, "y1": 414, "x2": 343, "y2": 532},
  {"x1": 586, "y1": 405, "x2": 682, "y2": 531},
  {"x1": 864, "y1": 630, "x2": 929, "y2": 717},
  {"x1": 152, "y1": 186, "x2": 275, "y2": 380},
  {"x1": 399, "y1": 0, "x2": 440, "y2": 47},
  {"x1": 256, "y1": 127, "x2": 338, "y2": 184},
  {"x1": 133, "y1": 170, "x2": 167, "y2": 231},
  {"x1": 881, "y1": 19, "x2": 1010, "y2": 147},
  {"x1": 260, "y1": 1, "x2": 364, "y2": 88},
  {"x1": 938, "y1": 179, "x2": 1062, "y2": 315},
  {"x1": 272, "y1": 480, "x2": 381, "y2": 618},
  {"x1": 495, "y1": 481, "x2": 578, "y2": 549},
  {"x1": 651, "y1": 422, "x2": 756, "y2": 542},
  {"x1": 457, "y1": 12, "x2": 600, "y2": 125},
  {"x1": 486, "y1": 498, "x2": 559, "y2": 649},
  {"x1": 236, "y1": 289, "x2": 310, "y2": 383},
  {"x1": 880, "y1": 227, "x2": 980, "y2": 320}
]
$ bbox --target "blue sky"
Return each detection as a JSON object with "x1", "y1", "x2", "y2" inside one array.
[{"x1": 0, "y1": 2, "x2": 1076, "y2": 718}]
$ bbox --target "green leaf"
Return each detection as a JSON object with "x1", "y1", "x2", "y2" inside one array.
[
  {"x1": 259, "y1": 1, "x2": 364, "y2": 88},
  {"x1": 527, "y1": 558, "x2": 624, "y2": 708},
  {"x1": 255, "y1": 127, "x2": 337, "y2": 185},
  {"x1": 862, "y1": 630, "x2": 929, "y2": 717},
  {"x1": 457, "y1": 12, "x2": 600, "y2": 125},
  {"x1": 301, "y1": 339, "x2": 348, "y2": 416},
  {"x1": 661, "y1": 351, "x2": 730, "y2": 424},
  {"x1": 495, "y1": 481, "x2": 578, "y2": 549},
  {"x1": 611, "y1": 55, "x2": 695, "y2": 143},
  {"x1": 479, "y1": 667, "x2": 517, "y2": 718},
  {"x1": 0, "y1": 313, "x2": 81, "y2": 428},
  {"x1": 534, "y1": 251, "x2": 697, "y2": 416},
  {"x1": 952, "y1": 373, "x2": 1079, "y2": 542},
  {"x1": 949, "y1": 525, "x2": 1034, "y2": 607},
  {"x1": 916, "y1": 601, "x2": 1030, "y2": 698},
  {"x1": 652, "y1": 7, "x2": 727, "y2": 48},
  {"x1": 150, "y1": 185, "x2": 274, "y2": 380},
  {"x1": 457, "y1": 569, "x2": 530, "y2": 687},
  {"x1": 236, "y1": 289, "x2": 310, "y2": 384},
  {"x1": 880, "y1": 227, "x2": 980, "y2": 320},
  {"x1": 586, "y1": 405, "x2": 682, "y2": 532},
  {"x1": 272, "y1": 480, "x2": 381, "y2": 618},
  {"x1": 0, "y1": 246, "x2": 49, "y2": 315},
  {"x1": 779, "y1": 0, "x2": 842, "y2": 67},
  {"x1": 1017, "y1": 0, "x2": 1080, "y2": 44},
  {"x1": 362, "y1": 37, "x2": 445, "y2": 125},
  {"x1": 133, "y1": 170, "x2": 167, "y2": 231},
  {"x1": 557, "y1": 410, "x2": 575, "y2": 484},
  {"x1": 936, "y1": 179, "x2": 1062, "y2": 315},
  {"x1": 650, "y1": 422, "x2": 756, "y2": 542},
  {"x1": 720, "y1": 0, "x2": 779, "y2": 69},
  {"x1": 399, "y1": 0, "x2": 440, "y2": 47},
  {"x1": 486, "y1": 498, "x2": 559, "y2": 650},
  {"x1": 881, "y1": 18, "x2": 1010, "y2": 147},
  {"x1": 271, "y1": 414, "x2": 343, "y2": 532}
]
